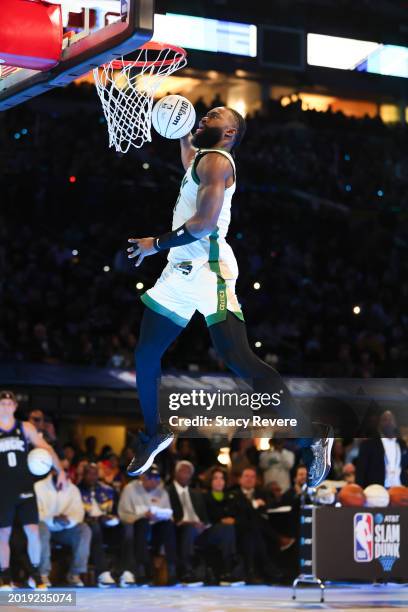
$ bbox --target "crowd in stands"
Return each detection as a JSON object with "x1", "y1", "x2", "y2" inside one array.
[
  {"x1": 6, "y1": 406, "x2": 405, "y2": 588},
  {"x1": 1, "y1": 88, "x2": 407, "y2": 377}
]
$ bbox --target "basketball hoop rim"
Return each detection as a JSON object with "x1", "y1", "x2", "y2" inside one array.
[{"x1": 106, "y1": 41, "x2": 186, "y2": 70}]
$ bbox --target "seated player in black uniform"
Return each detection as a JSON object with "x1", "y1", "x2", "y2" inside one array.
[{"x1": 0, "y1": 391, "x2": 66, "y2": 590}]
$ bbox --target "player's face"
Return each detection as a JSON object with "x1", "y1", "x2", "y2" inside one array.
[
  {"x1": 192, "y1": 107, "x2": 236, "y2": 148},
  {"x1": 0, "y1": 399, "x2": 17, "y2": 419}
]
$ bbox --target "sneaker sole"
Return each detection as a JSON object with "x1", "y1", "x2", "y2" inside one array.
[
  {"x1": 127, "y1": 435, "x2": 174, "y2": 477},
  {"x1": 309, "y1": 435, "x2": 334, "y2": 488}
]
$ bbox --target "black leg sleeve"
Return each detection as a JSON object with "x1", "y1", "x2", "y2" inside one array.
[{"x1": 135, "y1": 307, "x2": 184, "y2": 437}]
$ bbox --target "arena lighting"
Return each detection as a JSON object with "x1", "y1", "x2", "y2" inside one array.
[
  {"x1": 14, "y1": 133, "x2": 20, "y2": 140},
  {"x1": 353, "y1": 306, "x2": 361, "y2": 315},
  {"x1": 217, "y1": 447, "x2": 231, "y2": 466},
  {"x1": 307, "y1": 33, "x2": 408, "y2": 79},
  {"x1": 258, "y1": 438, "x2": 271, "y2": 451},
  {"x1": 72, "y1": 249, "x2": 79, "y2": 256},
  {"x1": 345, "y1": 184, "x2": 352, "y2": 192},
  {"x1": 136, "y1": 282, "x2": 144, "y2": 290},
  {"x1": 153, "y1": 13, "x2": 257, "y2": 57},
  {"x1": 255, "y1": 341, "x2": 262, "y2": 348},
  {"x1": 142, "y1": 162, "x2": 150, "y2": 170},
  {"x1": 253, "y1": 282, "x2": 261, "y2": 290},
  {"x1": 377, "y1": 190, "x2": 384, "y2": 197},
  {"x1": 103, "y1": 265, "x2": 110, "y2": 272},
  {"x1": 69, "y1": 175, "x2": 77, "y2": 183}
]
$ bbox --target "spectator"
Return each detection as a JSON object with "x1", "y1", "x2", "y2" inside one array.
[
  {"x1": 78, "y1": 463, "x2": 118, "y2": 587},
  {"x1": 227, "y1": 467, "x2": 282, "y2": 583},
  {"x1": 27, "y1": 409, "x2": 64, "y2": 459},
  {"x1": 84, "y1": 436, "x2": 98, "y2": 463},
  {"x1": 62, "y1": 443, "x2": 79, "y2": 482},
  {"x1": 230, "y1": 439, "x2": 259, "y2": 486},
  {"x1": 259, "y1": 438, "x2": 295, "y2": 493},
  {"x1": 328, "y1": 439, "x2": 346, "y2": 480},
  {"x1": 118, "y1": 464, "x2": 177, "y2": 587},
  {"x1": 98, "y1": 453, "x2": 126, "y2": 493},
  {"x1": 356, "y1": 410, "x2": 408, "y2": 488},
  {"x1": 281, "y1": 465, "x2": 309, "y2": 538},
  {"x1": 342, "y1": 463, "x2": 356, "y2": 484},
  {"x1": 203, "y1": 467, "x2": 243, "y2": 585},
  {"x1": 34, "y1": 470, "x2": 91, "y2": 587},
  {"x1": 167, "y1": 460, "x2": 209, "y2": 585}
]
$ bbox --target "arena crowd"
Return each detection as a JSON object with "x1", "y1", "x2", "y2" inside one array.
[{"x1": 1, "y1": 90, "x2": 407, "y2": 377}]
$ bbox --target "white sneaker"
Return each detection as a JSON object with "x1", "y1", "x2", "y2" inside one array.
[
  {"x1": 119, "y1": 571, "x2": 135, "y2": 588},
  {"x1": 66, "y1": 573, "x2": 84, "y2": 587},
  {"x1": 0, "y1": 583, "x2": 14, "y2": 591},
  {"x1": 97, "y1": 571, "x2": 116, "y2": 588}
]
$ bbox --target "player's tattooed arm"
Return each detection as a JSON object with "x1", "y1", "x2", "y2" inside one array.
[
  {"x1": 180, "y1": 132, "x2": 197, "y2": 170},
  {"x1": 23, "y1": 421, "x2": 67, "y2": 489}
]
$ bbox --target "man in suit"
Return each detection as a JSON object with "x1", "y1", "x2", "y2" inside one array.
[
  {"x1": 227, "y1": 467, "x2": 282, "y2": 583},
  {"x1": 356, "y1": 410, "x2": 408, "y2": 489},
  {"x1": 167, "y1": 460, "x2": 209, "y2": 584}
]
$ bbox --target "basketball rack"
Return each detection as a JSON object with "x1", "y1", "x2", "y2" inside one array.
[{"x1": 0, "y1": 0, "x2": 155, "y2": 110}]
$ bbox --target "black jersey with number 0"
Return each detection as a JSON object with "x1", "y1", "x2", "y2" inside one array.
[{"x1": 0, "y1": 420, "x2": 33, "y2": 490}]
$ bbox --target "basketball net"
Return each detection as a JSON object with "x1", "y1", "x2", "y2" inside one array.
[{"x1": 93, "y1": 42, "x2": 187, "y2": 154}]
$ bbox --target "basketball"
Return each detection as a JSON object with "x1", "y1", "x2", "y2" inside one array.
[
  {"x1": 152, "y1": 95, "x2": 196, "y2": 139},
  {"x1": 27, "y1": 448, "x2": 53, "y2": 476},
  {"x1": 338, "y1": 484, "x2": 366, "y2": 507},
  {"x1": 364, "y1": 484, "x2": 390, "y2": 507},
  {"x1": 388, "y1": 486, "x2": 408, "y2": 507}
]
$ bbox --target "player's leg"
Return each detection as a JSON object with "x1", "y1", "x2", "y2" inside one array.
[
  {"x1": 208, "y1": 312, "x2": 333, "y2": 486},
  {"x1": 0, "y1": 527, "x2": 12, "y2": 588},
  {"x1": 127, "y1": 306, "x2": 185, "y2": 476},
  {"x1": 0, "y1": 496, "x2": 15, "y2": 589},
  {"x1": 20, "y1": 496, "x2": 47, "y2": 588}
]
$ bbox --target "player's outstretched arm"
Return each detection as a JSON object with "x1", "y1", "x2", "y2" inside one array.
[{"x1": 180, "y1": 133, "x2": 197, "y2": 170}]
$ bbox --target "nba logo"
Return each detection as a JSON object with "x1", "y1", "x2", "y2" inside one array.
[{"x1": 354, "y1": 513, "x2": 373, "y2": 562}]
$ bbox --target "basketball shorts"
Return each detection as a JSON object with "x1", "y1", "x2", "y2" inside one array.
[
  {"x1": 141, "y1": 261, "x2": 245, "y2": 327},
  {"x1": 0, "y1": 489, "x2": 39, "y2": 528}
]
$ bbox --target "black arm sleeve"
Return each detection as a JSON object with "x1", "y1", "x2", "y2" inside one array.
[{"x1": 154, "y1": 223, "x2": 198, "y2": 251}]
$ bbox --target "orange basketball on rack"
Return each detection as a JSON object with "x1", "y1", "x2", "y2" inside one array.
[
  {"x1": 388, "y1": 486, "x2": 408, "y2": 506},
  {"x1": 338, "y1": 484, "x2": 366, "y2": 507}
]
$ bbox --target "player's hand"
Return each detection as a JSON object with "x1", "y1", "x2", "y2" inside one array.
[{"x1": 127, "y1": 237, "x2": 158, "y2": 267}]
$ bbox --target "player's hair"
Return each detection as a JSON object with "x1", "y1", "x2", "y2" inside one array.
[{"x1": 226, "y1": 107, "x2": 247, "y2": 152}]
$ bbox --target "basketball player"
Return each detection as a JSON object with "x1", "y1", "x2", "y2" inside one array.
[
  {"x1": 0, "y1": 390, "x2": 67, "y2": 589},
  {"x1": 127, "y1": 107, "x2": 332, "y2": 486}
]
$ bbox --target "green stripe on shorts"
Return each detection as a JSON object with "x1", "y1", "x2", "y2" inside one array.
[{"x1": 141, "y1": 293, "x2": 189, "y2": 328}]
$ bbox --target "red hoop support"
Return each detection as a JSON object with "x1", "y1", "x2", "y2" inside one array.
[{"x1": 107, "y1": 41, "x2": 186, "y2": 70}]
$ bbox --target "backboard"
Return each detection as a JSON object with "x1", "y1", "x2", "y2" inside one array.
[{"x1": 0, "y1": 0, "x2": 154, "y2": 110}]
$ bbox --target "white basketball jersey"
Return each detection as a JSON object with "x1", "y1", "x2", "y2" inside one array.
[{"x1": 168, "y1": 148, "x2": 239, "y2": 280}]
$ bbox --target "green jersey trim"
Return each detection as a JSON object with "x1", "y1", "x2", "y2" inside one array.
[
  {"x1": 140, "y1": 293, "x2": 189, "y2": 328},
  {"x1": 206, "y1": 310, "x2": 245, "y2": 327},
  {"x1": 191, "y1": 148, "x2": 236, "y2": 186}
]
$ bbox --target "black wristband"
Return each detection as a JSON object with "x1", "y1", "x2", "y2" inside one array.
[{"x1": 154, "y1": 223, "x2": 198, "y2": 251}]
